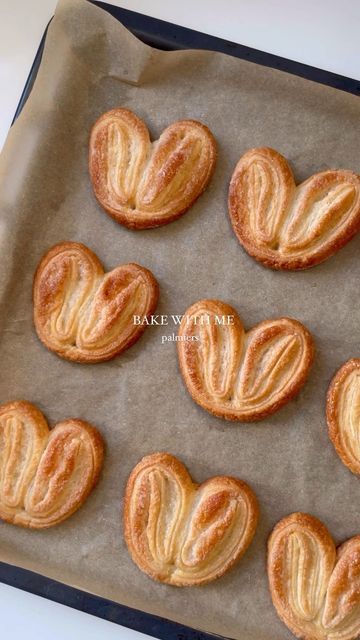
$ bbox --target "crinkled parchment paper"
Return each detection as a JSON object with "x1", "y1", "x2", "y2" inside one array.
[{"x1": 0, "y1": 0, "x2": 359, "y2": 637}]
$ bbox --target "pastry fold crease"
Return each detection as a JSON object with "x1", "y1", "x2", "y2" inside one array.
[
  {"x1": 0, "y1": 401, "x2": 104, "y2": 528},
  {"x1": 268, "y1": 513, "x2": 360, "y2": 640},
  {"x1": 33, "y1": 241, "x2": 159, "y2": 362},
  {"x1": 327, "y1": 358, "x2": 360, "y2": 475},
  {"x1": 89, "y1": 108, "x2": 217, "y2": 229},
  {"x1": 177, "y1": 299, "x2": 313, "y2": 421},
  {"x1": 228, "y1": 147, "x2": 360, "y2": 270},
  {"x1": 124, "y1": 452, "x2": 258, "y2": 586}
]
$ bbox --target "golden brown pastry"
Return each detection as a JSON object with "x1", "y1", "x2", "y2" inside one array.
[
  {"x1": 123, "y1": 452, "x2": 258, "y2": 586},
  {"x1": 268, "y1": 512, "x2": 360, "y2": 640},
  {"x1": 228, "y1": 147, "x2": 360, "y2": 270},
  {"x1": 327, "y1": 358, "x2": 360, "y2": 475},
  {"x1": 177, "y1": 299, "x2": 313, "y2": 421},
  {"x1": 0, "y1": 400, "x2": 104, "y2": 528},
  {"x1": 89, "y1": 108, "x2": 217, "y2": 229},
  {"x1": 33, "y1": 242, "x2": 159, "y2": 363}
]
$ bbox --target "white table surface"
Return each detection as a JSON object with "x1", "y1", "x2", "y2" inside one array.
[{"x1": 0, "y1": 0, "x2": 359, "y2": 638}]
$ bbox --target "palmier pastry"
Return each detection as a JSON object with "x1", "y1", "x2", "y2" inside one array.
[
  {"x1": 89, "y1": 108, "x2": 217, "y2": 229},
  {"x1": 33, "y1": 242, "x2": 159, "y2": 363},
  {"x1": 327, "y1": 358, "x2": 360, "y2": 475},
  {"x1": 177, "y1": 299, "x2": 313, "y2": 421},
  {"x1": 268, "y1": 512, "x2": 360, "y2": 640},
  {"x1": 228, "y1": 147, "x2": 360, "y2": 270},
  {"x1": 0, "y1": 401, "x2": 104, "y2": 528},
  {"x1": 124, "y1": 452, "x2": 258, "y2": 586}
]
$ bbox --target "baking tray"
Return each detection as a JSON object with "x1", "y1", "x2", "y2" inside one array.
[{"x1": 4, "y1": 1, "x2": 360, "y2": 638}]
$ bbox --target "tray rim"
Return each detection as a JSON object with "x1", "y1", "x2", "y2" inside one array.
[
  {"x1": 4, "y1": 1, "x2": 359, "y2": 639},
  {"x1": 12, "y1": 0, "x2": 360, "y2": 124},
  {"x1": 0, "y1": 561, "x2": 226, "y2": 640}
]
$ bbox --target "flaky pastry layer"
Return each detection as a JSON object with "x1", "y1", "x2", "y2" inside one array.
[
  {"x1": 268, "y1": 513, "x2": 360, "y2": 640},
  {"x1": 89, "y1": 108, "x2": 217, "y2": 229},
  {"x1": 124, "y1": 452, "x2": 258, "y2": 586},
  {"x1": 0, "y1": 401, "x2": 104, "y2": 528},
  {"x1": 327, "y1": 358, "x2": 360, "y2": 475},
  {"x1": 177, "y1": 299, "x2": 314, "y2": 421},
  {"x1": 229, "y1": 147, "x2": 360, "y2": 270},
  {"x1": 33, "y1": 241, "x2": 159, "y2": 363}
]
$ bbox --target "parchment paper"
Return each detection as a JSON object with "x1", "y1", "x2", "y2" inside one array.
[{"x1": 0, "y1": 1, "x2": 360, "y2": 637}]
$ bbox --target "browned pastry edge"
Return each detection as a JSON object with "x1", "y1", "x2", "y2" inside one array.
[
  {"x1": 327, "y1": 358, "x2": 360, "y2": 475},
  {"x1": 177, "y1": 300, "x2": 314, "y2": 422},
  {"x1": 89, "y1": 108, "x2": 217, "y2": 229},
  {"x1": 268, "y1": 512, "x2": 336, "y2": 640},
  {"x1": 123, "y1": 452, "x2": 259, "y2": 586},
  {"x1": 268, "y1": 512, "x2": 360, "y2": 640},
  {"x1": 33, "y1": 241, "x2": 159, "y2": 363},
  {"x1": 0, "y1": 400, "x2": 104, "y2": 529},
  {"x1": 228, "y1": 147, "x2": 360, "y2": 270}
]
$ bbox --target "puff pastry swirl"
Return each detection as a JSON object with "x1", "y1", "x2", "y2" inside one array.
[
  {"x1": 124, "y1": 452, "x2": 258, "y2": 586},
  {"x1": 228, "y1": 147, "x2": 360, "y2": 270},
  {"x1": 89, "y1": 108, "x2": 217, "y2": 229},
  {"x1": 33, "y1": 242, "x2": 159, "y2": 363},
  {"x1": 327, "y1": 359, "x2": 360, "y2": 475},
  {"x1": 268, "y1": 512, "x2": 360, "y2": 640},
  {"x1": 177, "y1": 300, "x2": 313, "y2": 421},
  {"x1": 0, "y1": 401, "x2": 104, "y2": 528}
]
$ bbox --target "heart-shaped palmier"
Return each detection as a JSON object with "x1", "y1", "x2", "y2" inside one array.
[
  {"x1": 0, "y1": 401, "x2": 104, "y2": 528},
  {"x1": 123, "y1": 452, "x2": 258, "y2": 586},
  {"x1": 89, "y1": 108, "x2": 217, "y2": 229},
  {"x1": 177, "y1": 300, "x2": 314, "y2": 421},
  {"x1": 33, "y1": 242, "x2": 159, "y2": 363},
  {"x1": 228, "y1": 147, "x2": 360, "y2": 270},
  {"x1": 327, "y1": 359, "x2": 360, "y2": 475},
  {"x1": 268, "y1": 512, "x2": 360, "y2": 640}
]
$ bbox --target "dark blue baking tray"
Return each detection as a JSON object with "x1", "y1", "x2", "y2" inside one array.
[
  {"x1": 4, "y1": 2, "x2": 359, "y2": 639},
  {"x1": 0, "y1": 561, "x2": 220, "y2": 639},
  {"x1": 12, "y1": 0, "x2": 360, "y2": 125}
]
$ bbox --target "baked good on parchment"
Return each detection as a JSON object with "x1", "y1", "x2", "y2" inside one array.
[
  {"x1": 33, "y1": 241, "x2": 159, "y2": 363},
  {"x1": 228, "y1": 147, "x2": 360, "y2": 270},
  {"x1": 0, "y1": 400, "x2": 104, "y2": 529},
  {"x1": 268, "y1": 512, "x2": 360, "y2": 640},
  {"x1": 89, "y1": 108, "x2": 217, "y2": 229},
  {"x1": 124, "y1": 452, "x2": 258, "y2": 586},
  {"x1": 327, "y1": 358, "x2": 360, "y2": 475},
  {"x1": 177, "y1": 299, "x2": 314, "y2": 421}
]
